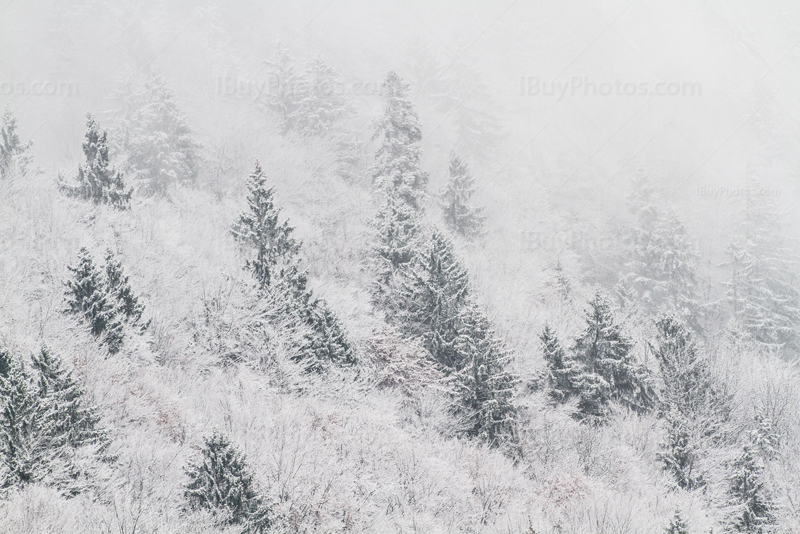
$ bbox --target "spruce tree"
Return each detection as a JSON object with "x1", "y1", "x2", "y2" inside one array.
[
  {"x1": 117, "y1": 71, "x2": 200, "y2": 196},
  {"x1": 184, "y1": 431, "x2": 270, "y2": 531},
  {"x1": 59, "y1": 113, "x2": 132, "y2": 209},
  {"x1": 232, "y1": 161, "x2": 301, "y2": 291},
  {"x1": 539, "y1": 324, "x2": 581, "y2": 404},
  {"x1": 292, "y1": 55, "x2": 349, "y2": 137},
  {"x1": 104, "y1": 250, "x2": 147, "y2": 329},
  {"x1": 725, "y1": 180, "x2": 800, "y2": 357},
  {"x1": 0, "y1": 356, "x2": 50, "y2": 489},
  {"x1": 263, "y1": 40, "x2": 301, "y2": 134},
  {"x1": 294, "y1": 297, "x2": 357, "y2": 372},
  {"x1": 0, "y1": 346, "x2": 11, "y2": 379},
  {"x1": 664, "y1": 509, "x2": 690, "y2": 534},
  {"x1": 571, "y1": 293, "x2": 653, "y2": 422},
  {"x1": 395, "y1": 230, "x2": 470, "y2": 369},
  {"x1": 439, "y1": 151, "x2": 485, "y2": 238},
  {"x1": 64, "y1": 248, "x2": 125, "y2": 354},
  {"x1": 373, "y1": 71, "x2": 429, "y2": 211},
  {"x1": 728, "y1": 444, "x2": 774, "y2": 533},
  {"x1": 451, "y1": 305, "x2": 518, "y2": 446},
  {"x1": 0, "y1": 107, "x2": 33, "y2": 179}
]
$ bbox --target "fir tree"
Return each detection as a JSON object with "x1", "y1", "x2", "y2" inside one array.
[
  {"x1": 0, "y1": 107, "x2": 33, "y2": 179},
  {"x1": 539, "y1": 324, "x2": 581, "y2": 404},
  {"x1": 117, "y1": 71, "x2": 200, "y2": 196},
  {"x1": 184, "y1": 431, "x2": 270, "y2": 531},
  {"x1": 660, "y1": 411, "x2": 704, "y2": 490},
  {"x1": 451, "y1": 305, "x2": 518, "y2": 447},
  {"x1": 59, "y1": 113, "x2": 132, "y2": 209},
  {"x1": 0, "y1": 346, "x2": 11, "y2": 379},
  {"x1": 571, "y1": 293, "x2": 653, "y2": 422},
  {"x1": 728, "y1": 444, "x2": 774, "y2": 533},
  {"x1": 373, "y1": 71, "x2": 429, "y2": 211},
  {"x1": 295, "y1": 298, "x2": 358, "y2": 372},
  {"x1": 395, "y1": 230, "x2": 470, "y2": 369},
  {"x1": 104, "y1": 250, "x2": 147, "y2": 329},
  {"x1": 292, "y1": 55, "x2": 350, "y2": 137},
  {"x1": 64, "y1": 248, "x2": 125, "y2": 354},
  {"x1": 439, "y1": 152, "x2": 485, "y2": 238},
  {"x1": 0, "y1": 356, "x2": 50, "y2": 489},
  {"x1": 262, "y1": 40, "x2": 301, "y2": 134},
  {"x1": 725, "y1": 180, "x2": 800, "y2": 357},
  {"x1": 232, "y1": 161, "x2": 300, "y2": 291},
  {"x1": 372, "y1": 192, "x2": 422, "y2": 312},
  {"x1": 664, "y1": 509, "x2": 690, "y2": 534}
]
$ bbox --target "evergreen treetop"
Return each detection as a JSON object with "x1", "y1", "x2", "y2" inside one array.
[
  {"x1": 439, "y1": 151, "x2": 485, "y2": 238},
  {"x1": 0, "y1": 108, "x2": 33, "y2": 179}
]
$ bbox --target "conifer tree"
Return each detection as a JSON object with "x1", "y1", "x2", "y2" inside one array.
[
  {"x1": 59, "y1": 113, "x2": 132, "y2": 209},
  {"x1": 184, "y1": 431, "x2": 270, "y2": 531},
  {"x1": 451, "y1": 305, "x2": 518, "y2": 446},
  {"x1": 396, "y1": 230, "x2": 470, "y2": 369},
  {"x1": 664, "y1": 509, "x2": 690, "y2": 534},
  {"x1": 104, "y1": 250, "x2": 147, "y2": 329},
  {"x1": 232, "y1": 161, "x2": 300, "y2": 291},
  {"x1": 372, "y1": 192, "x2": 422, "y2": 311},
  {"x1": 539, "y1": 324, "x2": 580, "y2": 404},
  {"x1": 725, "y1": 181, "x2": 800, "y2": 357},
  {"x1": 373, "y1": 71, "x2": 428, "y2": 211},
  {"x1": 727, "y1": 444, "x2": 774, "y2": 533},
  {"x1": 0, "y1": 346, "x2": 11, "y2": 379},
  {"x1": 117, "y1": 71, "x2": 200, "y2": 196},
  {"x1": 292, "y1": 55, "x2": 350, "y2": 137},
  {"x1": 0, "y1": 107, "x2": 33, "y2": 179},
  {"x1": 571, "y1": 293, "x2": 653, "y2": 422},
  {"x1": 439, "y1": 152, "x2": 485, "y2": 238},
  {"x1": 263, "y1": 41, "x2": 300, "y2": 134},
  {"x1": 295, "y1": 298, "x2": 358, "y2": 371},
  {"x1": 64, "y1": 248, "x2": 125, "y2": 354},
  {"x1": 0, "y1": 356, "x2": 50, "y2": 489}
]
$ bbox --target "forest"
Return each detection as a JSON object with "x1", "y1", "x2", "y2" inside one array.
[{"x1": 1, "y1": 1, "x2": 800, "y2": 533}]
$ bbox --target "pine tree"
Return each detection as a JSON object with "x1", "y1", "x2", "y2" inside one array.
[
  {"x1": 59, "y1": 113, "x2": 132, "y2": 209},
  {"x1": 439, "y1": 152, "x2": 485, "y2": 238},
  {"x1": 728, "y1": 444, "x2": 774, "y2": 533},
  {"x1": 451, "y1": 305, "x2": 517, "y2": 446},
  {"x1": 539, "y1": 324, "x2": 581, "y2": 404},
  {"x1": 262, "y1": 40, "x2": 301, "y2": 134},
  {"x1": 0, "y1": 107, "x2": 33, "y2": 179},
  {"x1": 0, "y1": 356, "x2": 50, "y2": 489},
  {"x1": 232, "y1": 161, "x2": 301, "y2": 291},
  {"x1": 295, "y1": 298, "x2": 358, "y2": 372},
  {"x1": 664, "y1": 509, "x2": 690, "y2": 534},
  {"x1": 292, "y1": 55, "x2": 350, "y2": 137},
  {"x1": 372, "y1": 192, "x2": 422, "y2": 312},
  {"x1": 64, "y1": 248, "x2": 125, "y2": 354},
  {"x1": 184, "y1": 431, "x2": 270, "y2": 531},
  {"x1": 571, "y1": 293, "x2": 653, "y2": 422},
  {"x1": 117, "y1": 70, "x2": 200, "y2": 196},
  {"x1": 395, "y1": 230, "x2": 470, "y2": 369},
  {"x1": 0, "y1": 346, "x2": 11, "y2": 379},
  {"x1": 104, "y1": 250, "x2": 147, "y2": 328},
  {"x1": 373, "y1": 71, "x2": 429, "y2": 211},
  {"x1": 725, "y1": 180, "x2": 800, "y2": 357},
  {"x1": 616, "y1": 171, "x2": 699, "y2": 328}
]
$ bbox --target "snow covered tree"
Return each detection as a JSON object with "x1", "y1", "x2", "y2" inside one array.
[
  {"x1": 373, "y1": 71, "x2": 429, "y2": 211},
  {"x1": 0, "y1": 356, "x2": 50, "y2": 489},
  {"x1": 295, "y1": 297, "x2": 358, "y2": 372},
  {"x1": 372, "y1": 192, "x2": 423, "y2": 312},
  {"x1": 439, "y1": 152, "x2": 485, "y2": 238},
  {"x1": 232, "y1": 161, "x2": 300, "y2": 291},
  {"x1": 0, "y1": 347, "x2": 11, "y2": 379},
  {"x1": 0, "y1": 107, "x2": 33, "y2": 179},
  {"x1": 292, "y1": 55, "x2": 350, "y2": 137},
  {"x1": 539, "y1": 324, "x2": 581, "y2": 404},
  {"x1": 104, "y1": 250, "x2": 147, "y2": 329},
  {"x1": 451, "y1": 305, "x2": 518, "y2": 447},
  {"x1": 616, "y1": 171, "x2": 699, "y2": 328},
  {"x1": 571, "y1": 292, "x2": 653, "y2": 422},
  {"x1": 664, "y1": 509, "x2": 690, "y2": 534},
  {"x1": 64, "y1": 248, "x2": 125, "y2": 354},
  {"x1": 59, "y1": 113, "x2": 132, "y2": 209},
  {"x1": 262, "y1": 40, "x2": 301, "y2": 134},
  {"x1": 395, "y1": 230, "x2": 470, "y2": 369},
  {"x1": 727, "y1": 444, "x2": 774, "y2": 533},
  {"x1": 184, "y1": 431, "x2": 270, "y2": 532},
  {"x1": 116, "y1": 71, "x2": 200, "y2": 196},
  {"x1": 725, "y1": 182, "x2": 800, "y2": 358}
]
